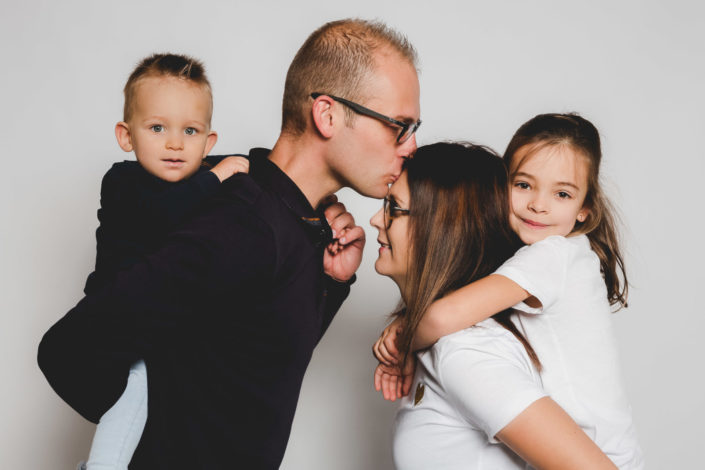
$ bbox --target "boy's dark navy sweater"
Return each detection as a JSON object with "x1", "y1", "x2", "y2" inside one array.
[
  {"x1": 38, "y1": 149, "x2": 352, "y2": 469},
  {"x1": 84, "y1": 156, "x2": 226, "y2": 294}
]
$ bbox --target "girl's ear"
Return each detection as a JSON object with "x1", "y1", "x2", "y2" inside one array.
[
  {"x1": 115, "y1": 122, "x2": 133, "y2": 152},
  {"x1": 576, "y1": 207, "x2": 589, "y2": 223}
]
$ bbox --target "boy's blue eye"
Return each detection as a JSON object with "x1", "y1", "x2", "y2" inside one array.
[
  {"x1": 150, "y1": 125, "x2": 164, "y2": 133},
  {"x1": 184, "y1": 127, "x2": 197, "y2": 135}
]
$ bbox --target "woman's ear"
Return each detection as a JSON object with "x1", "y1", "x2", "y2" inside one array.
[
  {"x1": 310, "y1": 95, "x2": 336, "y2": 139},
  {"x1": 115, "y1": 122, "x2": 133, "y2": 152}
]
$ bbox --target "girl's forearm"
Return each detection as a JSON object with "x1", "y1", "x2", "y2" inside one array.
[{"x1": 413, "y1": 274, "x2": 530, "y2": 351}]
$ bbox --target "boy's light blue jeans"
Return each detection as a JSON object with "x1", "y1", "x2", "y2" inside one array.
[{"x1": 86, "y1": 359, "x2": 148, "y2": 470}]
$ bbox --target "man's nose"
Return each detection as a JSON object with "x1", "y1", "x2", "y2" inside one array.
[{"x1": 398, "y1": 133, "x2": 417, "y2": 159}]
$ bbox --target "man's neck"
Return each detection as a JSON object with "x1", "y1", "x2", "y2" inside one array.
[{"x1": 268, "y1": 133, "x2": 341, "y2": 209}]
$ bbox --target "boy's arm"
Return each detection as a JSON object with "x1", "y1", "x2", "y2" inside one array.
[
  {"x1": 412, "y1": 274, "x2": 531, "y2": 351},
  {"x1": 142, "y1": 156, "x2": 248, "y2": 231},
  {"x1": 497, "y1": 397, "x2": 617, "y2": 469}
]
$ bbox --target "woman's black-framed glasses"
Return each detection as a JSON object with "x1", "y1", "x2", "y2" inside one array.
[
  {"x1": 310, "y1": 92, "x2": 421, "y2": 144},
  {"x1": 383, "y1": 195, "x2": 410, "y2": 229}
]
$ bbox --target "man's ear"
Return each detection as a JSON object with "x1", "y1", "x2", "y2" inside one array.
[
  {"x1": 115, "y1": 122, "x2": 133, "y2": 152},
  {"x1": 202, "y1": 131, "x2": 218, "y2": 158},
  {"x1": 310, "y1": 95, "x2": 336, "y2": 139}
]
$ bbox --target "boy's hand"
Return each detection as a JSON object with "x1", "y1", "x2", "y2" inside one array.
[
  {"x1": 373, "y1": 317, "x2": 403, "y2": 366},
  {"x1": 321, "y1": 197, "x2": 365, "y2": 282},
  {"x1": 373, "y1": 357, "x2": 416, "y2": 401},
  {"x1": 210, "y1": 156, "x2": 249, "y2": 182}
]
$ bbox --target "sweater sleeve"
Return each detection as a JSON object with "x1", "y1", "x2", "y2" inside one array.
[
  {"x1": 39, "y1": 201, "x2": 275, "y2": 423},
  {"x1": 84, "y1": 163, "x2": 222, "y2": 295}
]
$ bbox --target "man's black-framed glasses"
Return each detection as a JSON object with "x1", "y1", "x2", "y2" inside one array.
[
  {"x1": 383, "y1": 195, "x2": 410, "y2": 229},
  {"x1": 311, "y1": 92, "x2": 421, "y2": 144}
]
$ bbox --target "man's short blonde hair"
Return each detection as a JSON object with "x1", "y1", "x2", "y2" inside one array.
[{"x1": 281, "y1": 19, "x2": 417, "y2": 135}]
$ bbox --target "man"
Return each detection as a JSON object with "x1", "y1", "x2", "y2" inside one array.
[{"x1": 38, "y1": 19, "x2": 421, "y2": 469}]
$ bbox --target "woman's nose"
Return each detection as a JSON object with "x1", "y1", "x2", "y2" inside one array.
[{"x1": 370, "y1": 207, "x2": 384, "y2": 230}]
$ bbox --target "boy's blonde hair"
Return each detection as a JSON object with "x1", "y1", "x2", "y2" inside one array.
[{"x1": 123, "y1": 53, "x2": 212, "y2": 123}]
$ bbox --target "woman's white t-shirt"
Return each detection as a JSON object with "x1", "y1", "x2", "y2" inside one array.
[{"x1": 393, "y1": 319, "x2": 546, "y2": 470}]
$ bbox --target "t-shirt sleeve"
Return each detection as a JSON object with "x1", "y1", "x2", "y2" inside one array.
[
  {"x1": 440, "y1": 333, "x2": 547, "y2": 443},
  {"x1": 493, "y1": 235, "x2": 571, "y2": 314}
]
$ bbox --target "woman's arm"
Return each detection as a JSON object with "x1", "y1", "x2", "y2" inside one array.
[
  {"x1": 496, "y1": 397, "x2": 616, "y2": 470},
  {"x1": 412, "y1": 274, "x2": 531, "y2": 350}
]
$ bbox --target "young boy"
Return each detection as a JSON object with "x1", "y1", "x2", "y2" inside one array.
[{"x1": 80, "y1": 53, "x2": 248, "y2": 470}]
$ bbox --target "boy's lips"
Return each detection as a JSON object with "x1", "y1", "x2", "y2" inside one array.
[{"x1": 162, "y1": 158, "x2": 185, "y2": 168}]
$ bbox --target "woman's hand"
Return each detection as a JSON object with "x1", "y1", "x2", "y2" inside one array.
[{"x1": 373, "y1": 356, "x2": 416, "y2": 401}]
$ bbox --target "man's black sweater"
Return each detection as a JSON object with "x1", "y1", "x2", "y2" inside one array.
[{"x1": 38, "y1": 149, "x2": 352, "y2": 469}]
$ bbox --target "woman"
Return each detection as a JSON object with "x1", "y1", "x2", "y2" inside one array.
[{"x1": 370, "y1": 142, "x2": 615, "y2": 469}]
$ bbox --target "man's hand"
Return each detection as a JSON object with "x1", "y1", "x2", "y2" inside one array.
[
  {"x1": 373, "y1": 357, "x2": 416, "y2": 401},
  {"x1": 373, "y1": 317, "x2": 403, "y2": 366},
  {"x1": 210, "y1": 156, "x2": 250, "y2": 182},
  {"x1": 322, "y1": 197, "x2": 365, "y2": 282}
]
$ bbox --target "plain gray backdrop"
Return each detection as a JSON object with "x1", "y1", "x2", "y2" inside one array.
[{"x1": 2, "y1": 1, "x2": 703, "y2": 468}]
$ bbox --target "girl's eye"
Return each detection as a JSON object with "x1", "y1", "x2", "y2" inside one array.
[
  {"x1": 557, "y1": 191, "x2": 572, "y2": 199},
  {"x1": 150, "y1": 125, "x2": 164, "y2": 133},
  {"x1": 515, "y1": 181, "x2": 530, "y2": 190},
  {"x1": 184, "y1": 127, "x2": 197, "y2": 135}
]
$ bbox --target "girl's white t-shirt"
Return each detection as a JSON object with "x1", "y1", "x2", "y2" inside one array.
[
  {"x1": 393, "y1": 319, "x2": 546, "y2": 470},
  {"x1": 495, "y1": 234, "x2": 643, "y2": 469}
]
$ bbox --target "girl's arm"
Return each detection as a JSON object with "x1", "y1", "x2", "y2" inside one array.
[
  {"x1": 497, "y1": 396, "x2": 617, "y2": 469},
  {"x1": 412, "y1": 274, "x2": 532, "y2": 350}
]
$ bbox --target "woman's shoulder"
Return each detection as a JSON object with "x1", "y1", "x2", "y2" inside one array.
[{"x1": 433, "y1": 319, "x2": 530, "y2": 365}]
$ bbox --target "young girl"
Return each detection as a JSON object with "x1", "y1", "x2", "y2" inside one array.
[{"x1": 374, "y1": 114, "x2": 643, "y2": 468}]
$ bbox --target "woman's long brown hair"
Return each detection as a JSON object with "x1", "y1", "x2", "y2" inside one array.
[
  {"x1": 396, "y1": 142, "x2": 540, "y2": 369},
  {"x1": 503, "y1": 113, "x2": 628, "y2": 308}
]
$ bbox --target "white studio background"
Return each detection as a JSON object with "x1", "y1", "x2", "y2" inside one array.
[{"x1": 1, "y1": 1, "x2": 702, "y2": 468}]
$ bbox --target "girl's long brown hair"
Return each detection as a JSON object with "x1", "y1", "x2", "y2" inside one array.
[
  {"x1": 396, "y1": 142, "x2": 540, "y2": 369},
  {"x1": 503, "y1": 113, "x2": 628, "y2": 308}
]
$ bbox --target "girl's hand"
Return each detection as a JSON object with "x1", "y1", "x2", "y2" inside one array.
[{"x1": 373, "y1": 317, "x2": 403, "y2": 365}]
